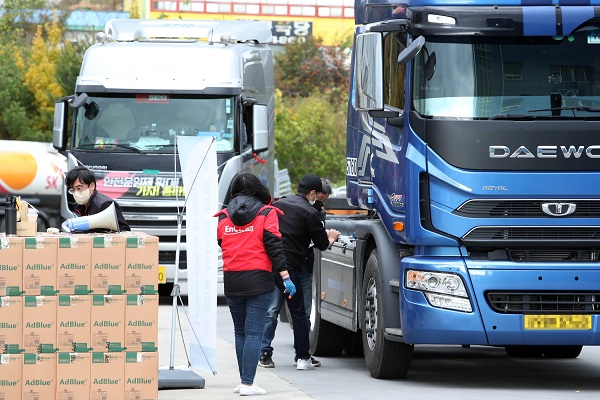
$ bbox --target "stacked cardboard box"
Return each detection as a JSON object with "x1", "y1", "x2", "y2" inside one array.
[{"x1": 0, "y1": 232, "x2": 159, "y2": 400}]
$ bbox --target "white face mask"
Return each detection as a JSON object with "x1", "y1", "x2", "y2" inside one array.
[
  {"x1": 73, "y1": 188, "x2": 91, "y2": 205},
  {"x1": 308, "y1": 191, "x2": 316, "y2": 206}
]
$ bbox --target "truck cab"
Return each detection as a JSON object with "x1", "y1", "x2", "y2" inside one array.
[
  {"x1": 53, "y1": 19, "x2": 275, "y2": 294},
  {"x1": 311, "y1": 0, "x2": 600, "y2": 379}
]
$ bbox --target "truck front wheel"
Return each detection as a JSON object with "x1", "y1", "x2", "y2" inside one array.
[{"x1": 362, "y1": 249, "x2": 413, "y2": 379}]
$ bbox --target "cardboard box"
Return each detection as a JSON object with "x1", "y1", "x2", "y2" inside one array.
[
  {"x1": 125, "y1": 295, "x2": 159, "y2": 352},
  {"x1": 0, "y1": 236, "x2": 23, "y2": 296},
  {"x1": 16, "y1": 220, "x2": 37, "y2": 237},
  {"x1": 0, "y1": 296, "x2": 23, "y2": 354},
  {"x1": 91, "y1": 295, "x2": 125, "y2": 352},
  {"x1": 125, "y1": 234, "x2": 159, "y2": 295},
  {"x1": 22, "y1": 237, "x2": 58, "y2": 296},
  {"x1": 56, "y1": 352, "x2": 91, "y2": 400},
  {"x1": 0, "y1": 353, "x2": 22, "y2": 400},
  {"x1": 18, "y1": 200, "x2": 29, "y2": 221},
  {"x1": 22, "y1": 353, "x2": 56, "y2": 400},
  {"x1": 22, "y1": 296, "x2": 57, "y2": 354},
  {"x1": 56, "y1": 295, "x2": 92, "y2": 352},
  {"x1": 91, "y1": 352, "x2": 124, "y2": 400},
  {"x1": 91, "y1": 235, "x2": 126, "y2": 295},
  {"x1": 57, "y1": 236, "x2": 93, "y2": 295},
  {"x1": 125, "y1": 351, "x2": 158, "y2": 400}
]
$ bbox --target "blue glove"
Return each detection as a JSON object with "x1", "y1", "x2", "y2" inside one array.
[{"x1": 283, "y1": 278, "x2": 296, "y2": 298}]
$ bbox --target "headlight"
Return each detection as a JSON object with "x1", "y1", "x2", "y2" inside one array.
[{"x1": 405, "y1": 270, "x2": 472, "y2": 312}]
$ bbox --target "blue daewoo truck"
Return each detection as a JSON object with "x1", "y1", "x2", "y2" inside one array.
[{"x1": 309, "y1": 0, "x2": 600, "y2": 379}]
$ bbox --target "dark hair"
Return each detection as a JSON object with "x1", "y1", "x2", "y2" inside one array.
[
  {"x1": 320, "y1": 179, "x2": 332, "y2": 195},
  {"x1": 229, "y1": 173, "x2": 271, "y2": 205},
  {"x1": 65, "y1": 166, "x2": 96, "y2": 189}
]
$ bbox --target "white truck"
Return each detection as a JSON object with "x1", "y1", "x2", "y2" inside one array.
[{"x1": 53, "y1": 19, "x2": 276, "y2": 294}]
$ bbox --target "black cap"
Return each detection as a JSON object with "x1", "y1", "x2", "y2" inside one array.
[{"x1": 298, "y1": 174, "x2": 323, "y2": 193}]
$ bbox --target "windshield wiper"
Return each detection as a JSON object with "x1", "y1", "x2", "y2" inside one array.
[
  {"x1": 489, "y1": 106, "x2": 600, "y2": 120},
  {"x1": 529, "y1": 106, "x2": 600, "y2": 115},
  {"x1": 113, "y1": 143, "x2": 146, "y2": 154},
  {"x1": 489, "y1": 114, "x2": 546, "y2": 120},
  {"x1": 78, "y1": 143, "x2": 145, "y2": 154}
]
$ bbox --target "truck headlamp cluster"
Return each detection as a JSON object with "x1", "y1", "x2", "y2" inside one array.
[{"x1": 405, "y1": 270, "x2": 472, "y2": 312}]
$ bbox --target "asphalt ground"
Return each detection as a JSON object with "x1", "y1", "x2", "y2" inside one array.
[{"x1": 157, "y1": 298, "x2": 313, "y2": 400}]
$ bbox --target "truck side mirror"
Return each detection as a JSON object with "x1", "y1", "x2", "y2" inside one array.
[
  {"x1": 252, "y1": 104, "x2": 269, "y2": 153},
  {"x1": 53, "y1": 101, "x2": 68, "y2": 151}
]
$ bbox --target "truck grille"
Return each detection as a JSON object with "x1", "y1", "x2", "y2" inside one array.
[
  {"x1": 487, "y1": 291, "x2": 600, "y2": 313},
  {"x1": 160, "y1": 251, "x2": 187, "y2": 269},
  {"x1": 120, "y1": 205, "x2": 182, "y2": 214},
  {"x1": 508, "y1": 249, "x2": 598, "y2": 262},
  {"x1": 455, "y1": 200, "x2": 600, "y2": 218},
  {"x1": 463, "y1": 227, "x2": 600, "y2": 245}
]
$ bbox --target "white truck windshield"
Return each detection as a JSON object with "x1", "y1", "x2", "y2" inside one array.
[
  {"x1": 413, "y1": 26, "x2": 600, "y2": 119},
  {"x1": 74, "y1": 95, "x2": 236, "y2": 152}
]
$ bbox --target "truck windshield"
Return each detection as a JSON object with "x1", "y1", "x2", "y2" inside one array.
[
  {"x1": 412, "y1": 25, "x2": 600, "y2": 119},
  {"x1": 73, "y1": 94, "x2": 236, "y2": 153}
]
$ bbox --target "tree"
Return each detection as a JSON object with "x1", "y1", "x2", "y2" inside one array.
[
  {"x1": 274, "y1": 34, "x2": 351, "y2": 107},
  {"x1": 274, "y1": 35, "x2": 351, "y2": 186},
  {"x1": 274, "y1": 90, "x2": 346, "y2": 185},
  {"x1": 0, "y1": 2, "x2": 79, "y2": 141},
  {"x1": 21, "y1": 22, "x2": 65, "y2": 140}
]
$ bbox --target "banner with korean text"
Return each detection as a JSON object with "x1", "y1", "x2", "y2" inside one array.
[{"x1": 177, "y1": 135, "x2": 218, "y2": 373}]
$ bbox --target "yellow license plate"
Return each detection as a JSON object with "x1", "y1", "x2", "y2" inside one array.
[
  {"x1": 524, "y1": 314, "x2": 592, "y2": 330},
  {"x1": 158, "y1": 266, "x2": 166, "y2": 284}
]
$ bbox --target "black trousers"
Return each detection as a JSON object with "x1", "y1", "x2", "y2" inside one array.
[{"x1": 274, "y1": 267, "x2": 311, "y2": 359}]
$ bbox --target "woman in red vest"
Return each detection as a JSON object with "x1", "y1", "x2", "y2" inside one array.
[{"x1": 215, "y1": 173, "x2": 295, "y2": 396}]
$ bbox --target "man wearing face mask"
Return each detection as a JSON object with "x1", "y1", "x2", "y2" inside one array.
[
  {"x1": 259, "y1": 174, "x2": 340, "y2": 371},
  {"x1": 65, "y1": 166, "x2": 130, "y2": 232},
  {"x1": 301, "y1": 180, "x2": 332, "y2": 307}
]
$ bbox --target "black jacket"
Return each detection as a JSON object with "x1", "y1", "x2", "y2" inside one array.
[
  {"x1": 73, "y1": 190, "x2": 130, "y2": 232},
  {"x1": 273, "y1": 194, "x2": 329, "y2": 270}
]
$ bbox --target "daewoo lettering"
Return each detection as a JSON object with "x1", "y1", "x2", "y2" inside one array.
[{"x1": 489, "y1": 145, "x2": 600, "y2": 158}]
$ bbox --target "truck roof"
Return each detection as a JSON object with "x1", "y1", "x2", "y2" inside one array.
[
  {"x1": 104, "y1": 19, "x2": 272, "y2": 44},
  {"x1": 77, "y1": 23, "x2": 273, "y2": 94}
]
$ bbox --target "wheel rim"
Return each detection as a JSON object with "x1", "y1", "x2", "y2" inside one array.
[{"x1": 365, "y1": 276, "x2": 378, "y2": 351}]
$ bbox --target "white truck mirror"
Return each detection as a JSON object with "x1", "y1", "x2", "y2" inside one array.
[
  {"x1": 252, "y1": 104, "x2": 269, "y2": 153},
  {"x1": 53, "y1": 101, "x2": 68, "y2": 151}
]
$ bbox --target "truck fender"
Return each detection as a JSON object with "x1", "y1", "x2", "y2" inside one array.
[{"x1": 355, "y1": 219, "x2": 404, "y2": 337}]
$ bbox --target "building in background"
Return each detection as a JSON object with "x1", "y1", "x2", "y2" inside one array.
[
  {"x1": 65, "y1": 10, "x2": 130, "y2": 41},
  {"x1": 130, "y1": 0, "x2": 354, "y2": 47}
]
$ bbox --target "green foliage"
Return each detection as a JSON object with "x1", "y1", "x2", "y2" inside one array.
[
  {"x1": 274, "y1": 35, "x2": 351, "y2": 108},
  {"x1": 0, "y1": 45, "x2": 37, "y2": 140},
  {"x1": 56, "y1": 38, "x2": 90, "y2": 95},
  {"x1": 274, "y1": 90, "x2": 346, "y2": 186},
  {"x1": 274, "y1": 35, "x2": 351, "y2": 187},
  {"x1": 23, "y1": 23, "x2": 65, "y2": 137},
  {"x1": 0, "y1": 3, "x2": 86, "y2": 141},
  {"x1": 0, "y1": 0, "x2": 47, "y2": 47}
]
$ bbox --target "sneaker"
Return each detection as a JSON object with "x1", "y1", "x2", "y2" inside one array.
[
  {"x1": 296, "y1": 358, "x2": 316, "y2": 370},
  {"x1": 234, "y1": 384, "x2": 242, "y2": 393},
  {"x1": 293, "y1": 356, "x2": 321, "y2": 367},
  {"x1": 239, "y1": 384, "x2": 267, "y2": 396},
  {"x1": 258, "y1": 351, "x2": 274, "y2": 368}
]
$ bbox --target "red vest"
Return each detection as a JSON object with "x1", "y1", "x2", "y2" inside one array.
[{"x1": 216, "y1": 205, "x2": 282, "y2": 273}]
